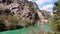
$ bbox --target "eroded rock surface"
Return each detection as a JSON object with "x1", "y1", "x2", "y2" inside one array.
[{"x1": 0, "y1": 0, "x2": 52, "y2": 31}]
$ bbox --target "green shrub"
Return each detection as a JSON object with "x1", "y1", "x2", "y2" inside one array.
[
  {"x1": 28, "y1": 2, "x2": 35, "y2": 13},
  {"x1": 7, "y1": 15, "x2": 19, "y2": 27},
  {"x1": 21, "y1": 19, "x2": 32, "y2": 27},
  {"x1": 0, "y1": 17, "x2": 4, "y2": 23}
]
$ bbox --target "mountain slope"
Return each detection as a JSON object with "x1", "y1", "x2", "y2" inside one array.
[{"x1": 0, "y1": 0, "x2": 52, "y2": 31}]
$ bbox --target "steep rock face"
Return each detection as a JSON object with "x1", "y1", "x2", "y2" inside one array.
[
  {"x1": 0, "y1": 0, "x2": 51, "y2": 30},
  {"x1": 41, "y1": 10, "x2": 51, "y2": 20}
]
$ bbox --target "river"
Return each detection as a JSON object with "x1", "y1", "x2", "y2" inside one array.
[{"x1": 0, "y1": 24, "x2": 51, "y2": 34}]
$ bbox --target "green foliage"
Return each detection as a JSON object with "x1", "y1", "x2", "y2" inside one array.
[
  {"x1": 49, "y1": 0, "x2": 60, "y2": 33},
  {"x1": 21, "y1": 19, "x2": 32, "y2": 27},
  {"x1": 0, "y1": 17, "x2": 4, "y2": 23},
  {"x1": 53, "y1": 0, "x2": 60, "y2": 32},
  {"x1": 46, "y1": 32, "x2": 54, "y2": 34},
  {"x1": 28, "y1": 2, "x2": 35, "y2": 13},
  {"x1": 7, "y1": 15, "x2": 19, "y2": 27}
]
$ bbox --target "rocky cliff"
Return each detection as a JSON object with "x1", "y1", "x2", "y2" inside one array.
[{"x1": 0, "y1": 0, "x2": 52, "y2": 31}]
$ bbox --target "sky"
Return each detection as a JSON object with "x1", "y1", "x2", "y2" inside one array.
[{"x1": 28, "y1": 0, "x2": 58, "y2": 12}]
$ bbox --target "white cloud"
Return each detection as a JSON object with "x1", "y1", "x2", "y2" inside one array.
[
  {"x1": 33, "y1": 0, "x2": 52, "y2": 5},
  {"x1": 28, "y1": 0, "x2": 53, "y2": 12},
  {"x1": 40, "y1": 4, "x2": 54, "y2": 11},
  {"x1": 28, "y1": 0, "x2": 52, "y2": 5},
  {"x1": 28, "y1": 0, "x2": 32, "y2": 1}
]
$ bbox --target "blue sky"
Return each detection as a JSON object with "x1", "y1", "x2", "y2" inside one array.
[{"x1": 28, "y1": 0, "x2": 58, "y2": 12}]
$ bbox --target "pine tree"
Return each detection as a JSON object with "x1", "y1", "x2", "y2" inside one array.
[{"x1": 51, "y1": 0, "x2": 60, "y2": 33}]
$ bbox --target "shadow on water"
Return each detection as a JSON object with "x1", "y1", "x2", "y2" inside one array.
[
  {"x1": 0, "y1": 24, "x2": 52, "y2": 34},
  {"x1": 0, "y1": 23, "x2": 51, "y2": 32}
]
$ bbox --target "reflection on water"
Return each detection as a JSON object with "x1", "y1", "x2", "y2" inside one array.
[{"x1": 0, "y1": 24, "x2": 51, "y2": 34}]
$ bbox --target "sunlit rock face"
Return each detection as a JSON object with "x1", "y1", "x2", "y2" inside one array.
[{"x1": 0, "y1": 0, "x2": 52, "y2": 29}]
